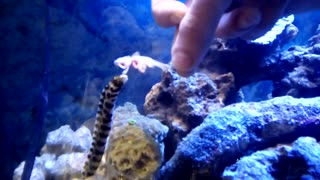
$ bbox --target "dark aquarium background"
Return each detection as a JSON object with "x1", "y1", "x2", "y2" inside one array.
[
  {"x1": 1, "y1": 0, "x2": 320, "y2": 179},
  {"x1": 1, "y1": 0, "x2": 173, "y2": 178}
]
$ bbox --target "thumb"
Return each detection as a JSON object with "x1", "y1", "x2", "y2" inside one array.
[{"x1": 152, "y1": 0, "x2": 188, "y2": 27}]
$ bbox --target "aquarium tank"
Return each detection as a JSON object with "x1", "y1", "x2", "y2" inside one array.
[{"x1": 1, "y1": 0, "x2": 320, "y2": 179}]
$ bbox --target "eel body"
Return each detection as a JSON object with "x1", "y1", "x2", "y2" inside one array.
[{"x1": 82, "y1": 74, "x2": 128, "y2": 178}]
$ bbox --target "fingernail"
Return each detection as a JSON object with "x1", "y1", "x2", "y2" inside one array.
[
  {"x1": 171, "y1": 52, "x2": 195, "y2": 77},
  {"x1": 238, "y1": 9, "x2": 261, "y2": 30}
]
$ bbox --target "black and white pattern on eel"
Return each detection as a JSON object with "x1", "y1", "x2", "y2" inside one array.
[{"x1": 82, "y1": 74, "x2": 128, "y2": 178}]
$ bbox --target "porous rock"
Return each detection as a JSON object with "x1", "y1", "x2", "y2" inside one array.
[
  {"x1": 49, "y1": 153, "x2": 86, "y2": 179},
  {"x1": 13, "y1": 154, "x2": 55, "y2": 180},
  {"x1": 144, "y1": 69, "x2": 233, "y2": 148},
  {"x1": 159, "y1": 96, "x2": 320, "y2": 179},
  {"x1": 14, "y1": 125, "x2": 90, "y2": 180},
  {"x1": 200, "y1": 25, "x2": 320, "y2": 99},
  {"x1": 222, "y1": 136, "x2": 320, "y2": 179},
  {"x1": 41, "y1": 125, "x2": 92, "y2": 155}
]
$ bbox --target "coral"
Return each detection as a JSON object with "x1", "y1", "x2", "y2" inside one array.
[
  {"x1": 99, "y1": 102, "x2": 168, "y2": 180},
  {"x1": 103, "y1": 125, "x2": 162, "y2": 179},
  {"x1": 159, "y1": 96, "x2": 320, "y2": 179},
  {"x1": 222, "y1": 136, "x2": 320, "y2": 179},
  {"x1": 112, "y1": 103, "x2": 168, "y2": 143},
  {"x1": 250, "y1": 15, "x2": 295, "y2": 45}
]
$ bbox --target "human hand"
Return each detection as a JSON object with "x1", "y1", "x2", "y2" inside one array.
[{"x1": 152, "y1": 0, "x2": 320, "y2": 77}]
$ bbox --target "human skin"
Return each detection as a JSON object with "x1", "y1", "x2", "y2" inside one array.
[{"x1": 152, "y1": 0, "x2": 320, "y2": 77}]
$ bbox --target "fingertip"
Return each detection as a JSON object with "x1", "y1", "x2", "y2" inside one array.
[
  {"x1": 215, "y1": 7, "x2": 262, "y2": 39},
  {"x1": 171, "y1": 51, "x2": 196, "y2": 77},
  {"x1": 171, "y1": 0, "x2": 232, "y2": 77},
  {"x1": 175, "y1": 69, "x2": 194, "y2": 77}
]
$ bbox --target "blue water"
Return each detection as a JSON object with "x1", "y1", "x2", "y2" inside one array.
[{"x1": 1, "y1": 0, "x2": 320, "y2": 179}]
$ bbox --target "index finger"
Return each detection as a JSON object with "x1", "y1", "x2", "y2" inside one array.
[{"x1": 171, "y1": 0, "x2": 232, "y2": 76}]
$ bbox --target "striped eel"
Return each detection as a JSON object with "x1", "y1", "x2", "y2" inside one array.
[{"x1": 82, "y1": 74, "x2": 128, "y2": 178}]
